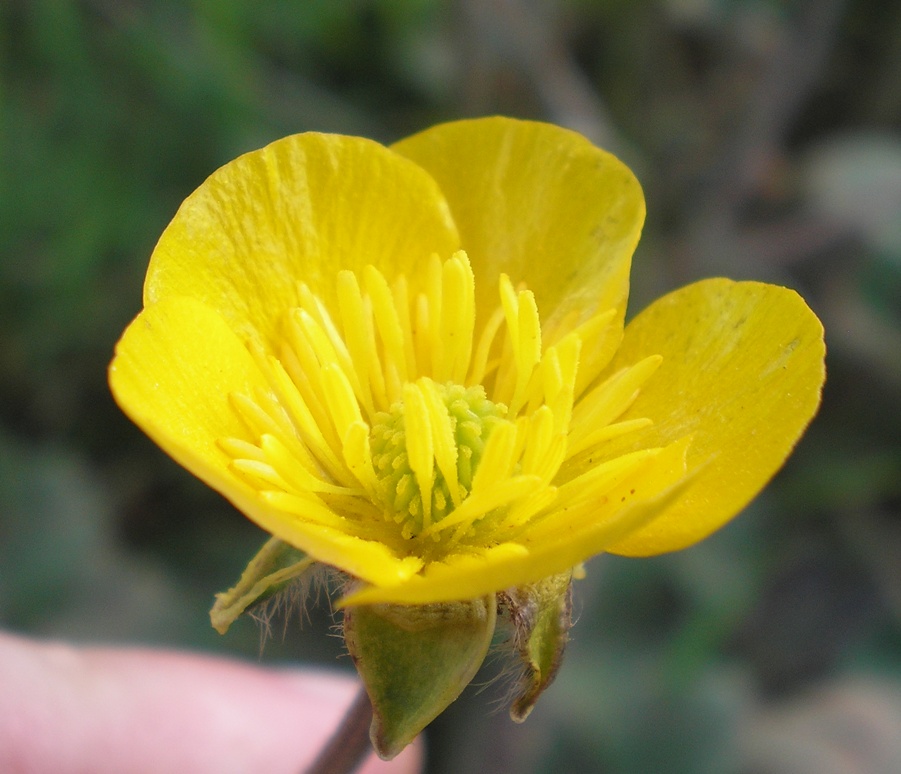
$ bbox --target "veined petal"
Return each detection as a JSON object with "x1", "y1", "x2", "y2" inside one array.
[
  {"x1": 144, "y1": 133, "x2": 460, "y2": 345},
  {"x1": 599, "y1": 279, "x2": 826, "y2": 555},
  {"x1": 392, "y1": 117, "x2": 644, "y2": 333}
]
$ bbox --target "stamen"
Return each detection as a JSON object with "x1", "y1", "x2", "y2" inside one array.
[
  {"x1": 230, "y1": 458, "x2": 290, "y2": 491},
  {"x1": 420, "y1": 381, "x2": 461, "y2": 507},
  {"x1": 520, "y1": 406, "x2": 555, "y2": 478},
  {"x1": 281, "y1": 315, "x2": 345, "y2": 450},
  {"x1": 321, "y1": 363, "x2": 365, "y2": 444},
  {"x1": 391, "y1": 275, "x2": 419, "y2": 380},
  {"x1": 364, "y1": 265, "x2": 408, "y2": 391},
  {"x1": 425, "y1": 253, "x2": 444, "y2": 379},
  {"x1": 402, "y1": 381, "x2": 436, "y2": 528},
  {"x1": 421, "y1": 474, "x2": 543, "y2": 539},
  {"x1": 568, "y1": 355, "x2": 662, "y2": 456},
  {"x1": 468, "y1": 305, "x2": 506, "y2": 385},
  {"x1": 337, "y1": 270, "x2": 387, "y2": 412},
  {"x1": 214, "y1": 249, "x2": 663, "y2": 562},
  {"x1": 557, "y1": 307, "x2": 620, "y2": 399},
  {"x1": 260, "y1": 433, "x2": 360, "y2": 496},
  {"x1": 341, "y1": 421, "x2": 379, "y2": 498},
  {"x1": 439, "y1": 251, "x2": 475, "y2": 383},
  {"x1": 229, "y1": 391, "x2": 284, "y2": 442},
  {"x1": 260, "y1": 490, "x2": 352, "y2": 531},
  {"x1": 292, "y1": 308, "x2": 357, "y2": 399},
  {"x1": 217, "y1": 436, "x2": 266, "y2": 462},
  {"x1": 566, "y1": 417, "x2": 654, "y2": 460},
  {"x1": 413, "y1": 292, "x2": 431, "y2": 380},
  {"x1": 554, "y1": 447, "x2": 662, "y2": 513},
  {"x1": 261, "y1": 351, "x2": 349, "y2": 485}
]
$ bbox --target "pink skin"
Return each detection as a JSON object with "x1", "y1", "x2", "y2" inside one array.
[{"x1": 0, "y1": 632, "x2": 422, "y2": 774}]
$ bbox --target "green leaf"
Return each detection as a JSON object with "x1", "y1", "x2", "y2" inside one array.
[
  {"x1": 210, "y1": 536, "x2": 315, "y2": 634},
  {"x1": 502, "y1": 571, "x2": 573, "y2": 722},
  {"x1": 343, "y1": 595, "x2": 497, "y2": 759}
]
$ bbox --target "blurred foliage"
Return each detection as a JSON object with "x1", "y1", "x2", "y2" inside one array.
[{"x1": 1, "y1": 1, "x2": 900, "y2": 772}]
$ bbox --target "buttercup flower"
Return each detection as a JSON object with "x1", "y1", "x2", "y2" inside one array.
[{"x1": 109, "y1": 117, "x2": 825, "y2": 757}]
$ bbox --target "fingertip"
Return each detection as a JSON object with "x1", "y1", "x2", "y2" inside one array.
[{"x1": 0, "y1": 633, "x2": 425, "y2": 774}]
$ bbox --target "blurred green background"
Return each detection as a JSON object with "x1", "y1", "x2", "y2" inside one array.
[{"x1": 2, "y1": 1, "x2": 900, "y2": 772}]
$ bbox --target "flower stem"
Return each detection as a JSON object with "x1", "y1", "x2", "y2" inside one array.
[{"x1": 306, "y1": 685, "x2": 373, "y2": 774}]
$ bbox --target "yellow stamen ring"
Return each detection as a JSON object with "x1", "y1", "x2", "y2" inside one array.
[{"x1": 218, "y1": 250, "x2": 659, "y2": 560}]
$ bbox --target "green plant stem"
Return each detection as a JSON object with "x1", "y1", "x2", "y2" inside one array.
[{"x1": 305, "y1": 685, "x2": 373, "y2": 774}]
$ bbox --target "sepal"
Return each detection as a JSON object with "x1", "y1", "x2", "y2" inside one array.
[
  {"x1": 344, "y1": 595, "x2": 497, "y2": 759},
  {"x1": 210, "y1": 536, "x2": 315, "y2": 634},
  {"x1": 501, "y1": 570, "x2": 573, "y2": 722}
]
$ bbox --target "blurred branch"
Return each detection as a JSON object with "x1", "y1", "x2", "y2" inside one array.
[
  {"x1": 717, "y1": 0, "x2": 846, "y2": 206},
  {"x1": 457, "y1": 0, "x2": 625, "y2": 153},
  {"x1": 686, "y1": 0, "x2": 848, "y2": 275}
]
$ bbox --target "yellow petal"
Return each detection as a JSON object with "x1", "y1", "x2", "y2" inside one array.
[
  {"x1": 248, "y1": 505, "x2": 423, "y2": 588},
  {"x1": 144, "y1": 133, "x2": 460, "y2": 345},
  {"x1": 109, "y1": 296, "x2": 270, "y2": 499},
  {"x1": 109, "y1": 297, "x2": 419, "y2": 587},
  {"x1": 599, "y1": 279, "x2": 826, "y2": 555},
  {"x1": 341, "y1": 543, "x2": 531, "y2": 606},
  {"x1": 392, "y1": 117, "x2": 645, "y2": 331}
]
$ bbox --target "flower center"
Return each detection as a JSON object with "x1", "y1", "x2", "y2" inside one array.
[
  {"x1": 220, "y1": 249, "x2": 662, "y2": 566},
  {"x1": 370, "y1": 382, "x2": 507, "y2": 539}
]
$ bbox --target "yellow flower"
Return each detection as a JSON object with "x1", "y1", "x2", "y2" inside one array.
[{"x1": 109, "y1": 117, "x2": 825, "y2": 609}]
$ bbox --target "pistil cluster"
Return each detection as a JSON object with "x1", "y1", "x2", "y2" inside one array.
[{"x1": 370, "y1": 382, "x2": 507, "y2": 540}]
